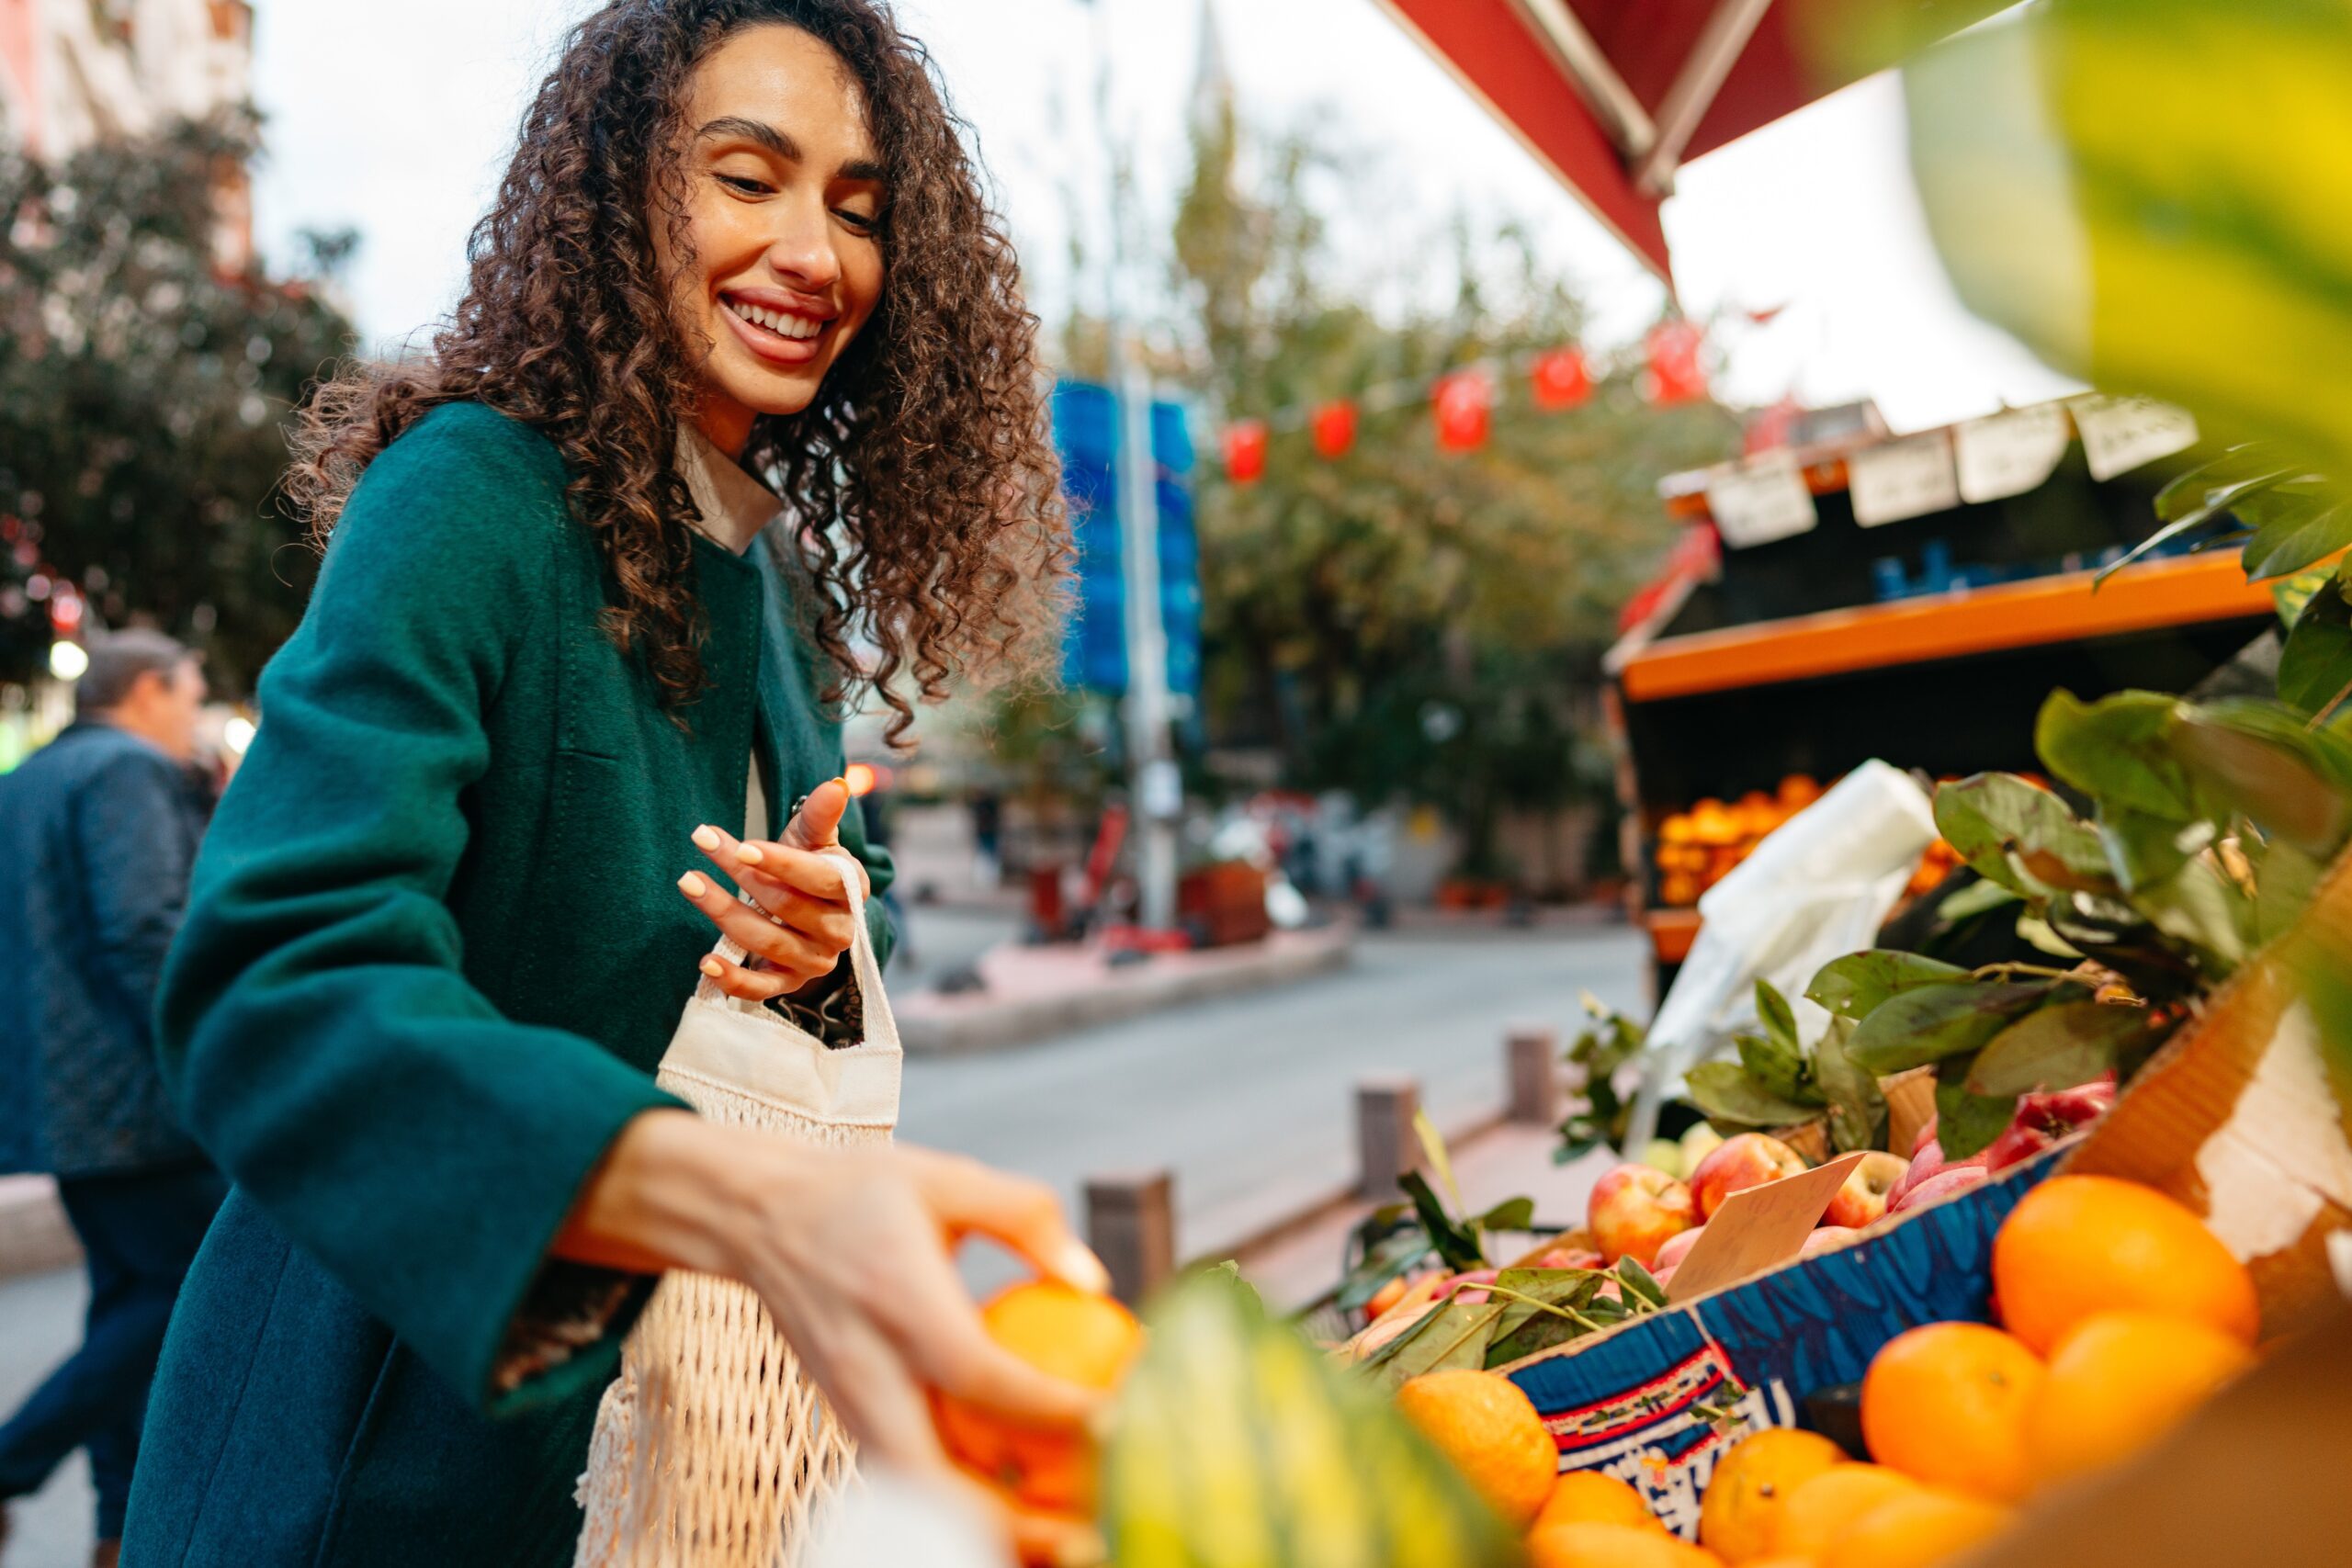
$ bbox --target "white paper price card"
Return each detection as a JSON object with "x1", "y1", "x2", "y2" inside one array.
[
  {"x1": 1706, "y1": 455, "x2": 1816, "y2": 548},
  {"x1": 1955, "y1": 404, "x2": 2071, "y2": 502},
  {"x1": 2069, "y1": 396, "x2": 2199, "y2": 481},
  {"x1": 1849, "y1": 432, "x2": 1961, "y2": 527}
]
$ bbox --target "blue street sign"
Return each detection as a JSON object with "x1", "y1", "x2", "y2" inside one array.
[{"x1": 1049, "y1": 379, "x2": 1201, "y2": 697}]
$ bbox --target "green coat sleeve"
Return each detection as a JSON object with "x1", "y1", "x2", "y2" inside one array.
[{"x1": 155, "y1": 408, "x2": 680, "y2": 1415}]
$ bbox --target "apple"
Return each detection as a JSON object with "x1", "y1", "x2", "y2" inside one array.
[
  {"x1": 1640, "y1": 1138, "x2": 1687, "y2": 1179},
  {"x1": 1650, "y1": 1261, "x2": 1679, "y2": 1291},
  {"x1": 1913, "y1": 1115, "x2": 1940, "y2": 1156},
  {"x1": 1442, "y1": 1269, "x2": 1499, "y2": 1305},
  {"x1": 1887, "y1": 1134, "x2": 1988, "y2": 1209},
  {"x1": 1888, "y1": 1164, "x2": 1989, "y2": 1214},
  {"x1": 1822, "y1": 1151, "x2": 1909, "y2": 1229},
  {"x1": 1586, "y1": 1163, "x2": 1699, "y2": 1267},
  {"x1": 1652, "y1": 1225, "x2": 1705, "y2": 1277},
  {"x1": 1688, "y1": 1133, "x2": 1809, "y2": 1220},
  {"x1": 1984, "y1": 1078, "x2": 2118, "y2": 1169},
  {"x1": 1535, "y1": 1246, "x2": 1603, "y2": 1271},
  {"x1": 1680, "y1": 1122, "x2": 1725, "y2": 1172},
  {"x1": 1801, "y1": 1224, "x2": 1861, "y2": 1258}
]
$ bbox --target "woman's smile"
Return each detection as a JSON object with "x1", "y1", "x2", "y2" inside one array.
[{"x1": 718, "y1": 288, "x2": 834, "y2": 362}]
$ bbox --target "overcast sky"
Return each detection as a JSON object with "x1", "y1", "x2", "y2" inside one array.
[{"x1": 246, "y1": 0, "x2": 2077, "y2": 435}]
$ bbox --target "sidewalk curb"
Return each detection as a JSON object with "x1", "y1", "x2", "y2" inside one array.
[
  {"x1": 898, "y1": 928, "x2": 1354, "y2": 1054},
  {"x1": 0, "y1": 1174, "x2": 80, "y2": 1281}
]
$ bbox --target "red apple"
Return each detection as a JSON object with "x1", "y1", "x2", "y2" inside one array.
[
  {"x1": 1888, "y1": 1164, "x2": 1989, "y2": 1214},
  {"x1": 1442, "y1": 1269, "x2": 1498, "y2": 1305},
  {"x1": 1652, "y1": 1225, "x2": 1705, "y2": 1277},
  {"x1": 1801, "y1": 1224, "x2": 1861, "y2": 1258},
  {"x1": 1887, "y1": 1135, "x2": 1989, "y2": 1208},
  {"x1": 1822, "y1": 1151, "x2": 1909, "y2": 1229},
  {"x1": 1534, "y1": 1246, "x2": 1604, "y2": 1271},
  {"x1": 1688, "y1": 1133, "x2": 1809, "y2": 1220},
  {"x1": 1585, "y1": 1163, "x2": 1698, "y2": 1267}
]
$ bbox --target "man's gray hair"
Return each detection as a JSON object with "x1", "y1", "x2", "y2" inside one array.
[{"x1": 75, "y1": 629, "x2": 196, "y2": 715}]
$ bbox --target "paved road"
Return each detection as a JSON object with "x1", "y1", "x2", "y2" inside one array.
[{"x1": 0, "y1": 921, "x2": 1646, "y2": 1564}]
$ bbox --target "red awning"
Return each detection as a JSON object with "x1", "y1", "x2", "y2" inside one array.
[{"x1": 1377, "y1": 0, "x2": 2008, "y2": 280}]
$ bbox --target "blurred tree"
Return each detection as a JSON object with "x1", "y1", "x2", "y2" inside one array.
[
  {"x1": 1163, "y1": 107, "x2": 1736, "y2": 878},
  {"x1": 0, "y1": 109, "x2": 356, "y2": 690}
]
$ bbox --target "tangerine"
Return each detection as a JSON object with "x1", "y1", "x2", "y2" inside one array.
[
  {"x1": 1991, "y1": 1176, "x2": 2257, "y2": 1355},
  {"x1": 1528, "y1": 1521, "x2": 1723, "y2": 1568},
  {"x1": 2023, "y1": 1310, "x2": 2255, "y2": 1488},
  {"x1": 1860, "y1": 1324, "x2": 2043, "y2": 1502},
  {"x1": 1699, "y1": 1427, "x2": 1846, "y2": 1563},
  {"x1": 1395, "y1": 1369, "x2": 1559, "y2": 1530},
  {"x1": 1820, "y1": 1489, "x2": 2010, "y2": 1568},
  {"x1": 1771, "y1": 1465, "x2": 1920, "y2": 1559},
  {"x1": 1532, "y1": 1471, "x2": 1660, "y2": 1535},
  {"x1": 932, "y1": 1280, "x2": 1142, "y2": 1514}
]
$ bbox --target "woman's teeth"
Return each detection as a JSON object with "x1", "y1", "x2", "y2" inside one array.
[{"x1": 726, "y1": 299, "x2": 823, "y2": 341}]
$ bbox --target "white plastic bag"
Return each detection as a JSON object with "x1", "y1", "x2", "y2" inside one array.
[{"x1": 1626, "y1": 761, "x2": 1937, "y2": 1149}]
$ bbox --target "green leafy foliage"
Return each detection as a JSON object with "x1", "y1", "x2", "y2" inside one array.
[
  {"x1": 1847, "y1": 981, "x2": 2078, "y2": 1074},
  {"x1": 1964, "y1": 1000, "x2": 2164, "y2": 1097},
  {"x1": 1554, "y1": 991, "x2": 1647, "y2": 1162},
  {"x1": 1934, "y1": 1059, "x2": 2019, "y2": 1161},
  {"x1": 1805, "y1": 950, "x2": 1970, "y2": 1020},
  {"x1": 1814, "y1": 1016, "x2": 1891, "y2": 1154},
  {"x1": 0, "y1": 111, "x2": 357, "y2": 688}
]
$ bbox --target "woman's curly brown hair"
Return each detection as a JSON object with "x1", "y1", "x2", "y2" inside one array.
[{"x1": 285, "y1": 0, "x2": 1068, "y2": 743}]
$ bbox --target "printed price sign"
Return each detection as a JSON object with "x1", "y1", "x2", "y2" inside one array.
[
  {"x1": 1849, "y1": 433, "x2": 1961, "y2": 527},
  {"x1": 1706, "y1": 456, "x2": 1816, "y2": 548},
  {"x1": 2069, "y1": 396, "x2": 2199, "y2": 481},
  {"x1": 1954, "y1": 404, "x2": 2071, "y2": 502}
]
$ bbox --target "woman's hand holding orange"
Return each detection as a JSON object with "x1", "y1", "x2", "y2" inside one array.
[{"x1": 676, "y1": 775, "x2": 872, "y2": 998}]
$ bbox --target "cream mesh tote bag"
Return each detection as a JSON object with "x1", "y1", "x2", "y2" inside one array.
[{"x1": 575, "y1": 849, "x2": 901, "y2": 1567}]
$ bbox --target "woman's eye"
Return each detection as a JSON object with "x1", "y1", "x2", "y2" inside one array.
[
  {"x1": 717, "y1": 174, "x2": 771, "y2": 196},
  {"x1": 833, "y1": 209, "x2": 879, "y2": 235}
]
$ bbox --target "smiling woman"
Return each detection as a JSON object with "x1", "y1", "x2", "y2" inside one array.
[{"x1": 125, "y1": 5, "x2": 1095, "y2": 1568}]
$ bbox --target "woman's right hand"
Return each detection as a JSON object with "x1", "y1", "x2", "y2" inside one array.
[{"x1": 557, "y1": 1111, "x2": 1114, "y2": 1559}]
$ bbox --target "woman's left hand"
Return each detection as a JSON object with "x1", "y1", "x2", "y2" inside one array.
[{"x1": 677, "y1": 776, "x2": 872, "y2": 999}]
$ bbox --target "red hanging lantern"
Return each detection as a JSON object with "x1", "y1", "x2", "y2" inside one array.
[
  {"x1": 1645, "y1": 320, "x2": 1708, "y2": 406},
  {"x1": 1432, "y1": 370, "x2": 1492, "y2": 453},
  {"x1": 1222, "y1": 419, "x2": 1268, "y2": 484},
  {"x1": 1529, "y1": 345, "x2": 1591, "y2": 411},
  {"x1": 1310, "y1": 400, "x2": 1358, "y2": 460}
]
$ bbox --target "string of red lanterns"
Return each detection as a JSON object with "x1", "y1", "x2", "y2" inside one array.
[{"x1": 1216, "y1": 321, "x2": 1710, "y2": 484}]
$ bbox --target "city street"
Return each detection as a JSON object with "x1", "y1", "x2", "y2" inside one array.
[{"x1": 0, "y1": 919, "x2": 1644, "y2": 1564}]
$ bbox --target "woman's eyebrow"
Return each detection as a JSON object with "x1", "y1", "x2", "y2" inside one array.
[{"x1": 696, "y1": 116, "x2": 886, "y2": 185}]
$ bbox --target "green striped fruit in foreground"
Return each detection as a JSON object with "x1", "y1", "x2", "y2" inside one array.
[{"x1": 1102, "y1": 1274, "x2": 1524, "y2": 1568}]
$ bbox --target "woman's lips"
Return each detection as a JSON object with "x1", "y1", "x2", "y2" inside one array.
[{"x1": 718, "y1": 295, "x2": 826, "y2": 366}]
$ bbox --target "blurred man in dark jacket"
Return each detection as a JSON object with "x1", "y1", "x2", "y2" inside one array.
[{"x1": 0, "y1": 631, "x2": 226, "y2": 1566}]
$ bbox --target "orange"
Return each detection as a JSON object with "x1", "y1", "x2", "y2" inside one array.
[
  {"x1": 1699, "y1": 1427, "x2": 1846, "y2": 1563},
  {"x1": 1821, "y1": 1490, "x2": 2010, "y2": 1568},
  {"x1": 1860, "y1": 1324, "x2": 2043, "y2": 1501},
  {"x1": 2023, "y1": 1310, "x2": 2255, "y2": 1488},
  {"x1": 1771, "y1": 1465, "x2": 1920, "y2": 1558},
  {"x1": 1533, "y1": 1471, "x2": 1660, "y2": 1535},
  {"x1": 1991, "y1": 1176, "x2": 2258, "y2": 1355},
  {"x1": 1528, "y1": 1521, "x2": 1723, "y2": 1568},
  {"x1": 932, "y1": 1280, "x2": 1142, "y2": 1514},
  {"x1": 1395, "y1": 1369, "x2": 1559, "y2": 1530}
]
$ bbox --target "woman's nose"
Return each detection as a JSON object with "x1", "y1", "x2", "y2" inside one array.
[{"x1": 764, "y1": 198, "x2": 842, "y2": 291}]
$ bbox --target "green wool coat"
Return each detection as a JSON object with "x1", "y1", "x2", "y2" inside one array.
[{"x1": 124, "y1": 402, "x2": 894, "y2": 1567}]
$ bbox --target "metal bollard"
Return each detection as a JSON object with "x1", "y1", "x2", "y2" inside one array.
[
  {"x1": 1355, "y1": 1077, "x2": 1422, "y2": 1201},
  {"x1": 1506, "y1": 1025, "x2": 1561, "y2": 1126},
  {"x1": 1084, "y1": 1170, "x2": 1176, "y2": 1308}
]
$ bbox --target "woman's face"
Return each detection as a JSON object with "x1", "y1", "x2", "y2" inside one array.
[{"x1": 657, "y1": 24, "x2": 887, "y2": 457}]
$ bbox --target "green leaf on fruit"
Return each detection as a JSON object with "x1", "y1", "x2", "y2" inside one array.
[
  {"x1": 1934, "y1": 773, "x2": 2116, "y2": 897},
  {"x1": 1684, "y1": 1061, "x2": 1820, "y2": 1128},
  {"x1": 1965, "y1": 1001, "x2": 2161, "y2": 1097},
  {"x1": 2037, "y1": 690, "x2": 2199, "y2": 820},
  {"x1": 1613, "y1": 1256, "x2": 1668, "y2": 1308},
  {"x1": 1735, "y1": 1031, "x2": 1817, "y2": 1108},
  {"x1": 1398, "y1": 1172, "x2": 1485, "y2": 1272},
  {"x1": 1847, "y1": 981, "x2": 2075, "y2": 1075},
  {"x1": 1934, "y1": 1060, "x2": 2018, "y2": 1162},
  {"x1": 1336, "y1": 1228, "x2": 1439, "y2": 1312},
  {"x1": 1814, "y1": 1014, "x2": 1890, "y2": 1155},
  {"x1": 1363, "y1": 1297, "x2": 1506, "y2": 1393},
  {"x1": 1474, "y1": 1196, "x2": 1535, "y2": 1235},
  {"x1": 1756, "y1": 979, "x2": 1802, "y2": 1056},
  {"x1": 1482, "y1": 1269, "x2": 1606, "y2": 1367},
  {"x1": 1805, "y1": 950, "x2": 1970, "y2": 1021}
]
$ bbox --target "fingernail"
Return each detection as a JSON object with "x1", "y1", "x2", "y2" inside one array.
[
  {"x1": 735, "y1": 842, "x2": 764, "y2": 865},
  {"x1": 691, "y1": 825, "x2": 721, "y2": 852},
  {"x1": 700, "y1": 957, "x2": 724, "y2": 977},
  {"x1": 677, "y1": 873, "x2": 707, "y2": 897},
  {"x1": 1057, "y1": 1242, "x2": 1113, "y2": 1296}
]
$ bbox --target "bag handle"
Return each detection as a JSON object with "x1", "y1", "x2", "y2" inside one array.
[{"x1": 699, "y1": 845, "x2": 899, "y2": 1054}]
